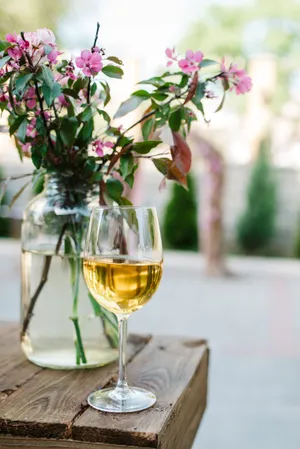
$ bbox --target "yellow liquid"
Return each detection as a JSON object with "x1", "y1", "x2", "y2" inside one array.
[{"x1": 83, "y1": 258, "x2": 163, "y2": 315}]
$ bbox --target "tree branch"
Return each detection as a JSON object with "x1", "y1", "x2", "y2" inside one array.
[{"x1": 87, "y1": 22, "x2": 100, "y2": 104}]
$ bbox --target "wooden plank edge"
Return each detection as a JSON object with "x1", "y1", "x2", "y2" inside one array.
[
  {"x1": 0, "y1": 435, "x2": 154, "y2": 448},
  {"x1": 159, "y1": 345, "x2": 209, "y2": 449}
]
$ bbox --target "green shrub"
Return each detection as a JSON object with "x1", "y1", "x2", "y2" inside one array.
[
  {"x1": 237, "y1": 140, "x2": 277, "y2": 254},
  {"x1": 162, "y1": 173, "x2": 198, "y2": 251}
]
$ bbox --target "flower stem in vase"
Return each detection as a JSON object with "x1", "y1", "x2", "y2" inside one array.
[{"x1": 65, "y1": 232, "x2": 87, "y2": 365}]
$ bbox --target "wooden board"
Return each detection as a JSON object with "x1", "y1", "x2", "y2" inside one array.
[{"x1": 0, "y1": 324, "x2": 208, "y2": 449}]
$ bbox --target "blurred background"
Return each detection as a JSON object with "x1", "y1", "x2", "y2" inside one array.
[{"x1": 1, "y1": 0, "x2": 300, "y2": 448}]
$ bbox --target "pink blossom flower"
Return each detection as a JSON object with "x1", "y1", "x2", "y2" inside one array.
[
  {"x1": 7, "y1": 46, "x2": 22, "y2": 60},
  {"x1": 21, "y1": 142, "x2": 31, "y2": 154},
  {"x1": 178, "y1": 50, "x2": 203, "y2": 74},
  {"x1": 169, "y1": 85, "x2": 176, "y2": 93},
  {"x1": 92, "y1": 139, "x2": 114, "y2": 157},
  {"x1": 36, "y1": 28, "x2": 56, "y2": 46},
  {"x1": 0, "y1": 91, "x2": 8, "y2": 103},
  {"x1": 93, "y1": 46, "x2": 100, "y2": 53},
  {"x1": 75, "y1": 50, "x2": 103, "y2": 77},
  {"x1": 165, "y1": 47, "x2": 177, "y2": 67},
  {"x1": 26, "y1": 119, "x2": 37, "y2": 138},
  {"x1": 24, "y1": 87, "x2": 37, "y2": 109},
  {"x1": 57, "y1": 95, "x2": 69, "y2": 107},
  {"x1": 47, "y1": 49, "x2": 62, "y2": 64},
  {"x1": 6, "y1": 33, "x2": 18, "y2": 43},
  {"x1": 220, "y1": 58, "x2": 252, "y2": 95},
  {"x1": 65, "y1": 61, "x2": 77, "y2": 80}
]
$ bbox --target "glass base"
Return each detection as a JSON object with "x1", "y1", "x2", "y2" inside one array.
[
  {"x1": 88, "y1": 387, "x2": 156, "y2": 413},
  {"x1": 22, "y1": 338, "x2": 118, "y2": 369}
]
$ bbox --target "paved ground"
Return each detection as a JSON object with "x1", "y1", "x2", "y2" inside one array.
[{"x1": 1, "y1": 239, "x2": 300, "y2": 449}]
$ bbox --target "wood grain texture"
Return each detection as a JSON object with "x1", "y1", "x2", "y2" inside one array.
[
  {"x1": 0, "y1": 334, "x2": 150, "y2": 440},
  {"x1": 72, "y1": 337, "x2": 208, "y2": 448},
  {"x1": 0, "y1": 324, "x2": 209, "y2": 449},
  {"x1": 0, "y1": 323, "x2": 43, "y2": 393},
  {"x1": 0, "y1": 435, "x2": 153, "y2": 449}
]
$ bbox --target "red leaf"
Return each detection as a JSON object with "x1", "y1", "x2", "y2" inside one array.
[
  {"x1": 171, "y1": 131, "x2": 192, "y2": 174},
  {"x1": 166, "y1": 163, "x2": 188, "y2": 188},
  {"x1": 183, "y1": 71, "x2": 198, "y2": 105}
]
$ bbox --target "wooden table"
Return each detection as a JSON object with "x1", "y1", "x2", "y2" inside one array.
[{"x1": 0, "y1": 323, "x2": 209, "y2": 449}]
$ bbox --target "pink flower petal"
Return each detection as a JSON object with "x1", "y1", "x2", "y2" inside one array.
[
  {"x1": 186, "y1": 50, "x2": 194, "y2": 60},
  {"x1": 80, "y1": 50, "x2": 91, "y2": 61},
  {"x1": 165, "y1": 48, "x2": 173, "y2": 58},
  {"x1": 6, "y1": 33, "x2": 17, "y2": 43},
  {"x1": 104, "y1": 141, "x2": 114, "y2": 148},
  {"x1": 75, "y1": 57, "x2": 84, "y2": 68},
  {"x1": 95, "y1": 147, "x2": 104, "y2": 157},
  {"x1": 82, "y1": 67, "x2": 92, "y2": 77},
  {"x1": 194, "y1": 51, "x2": 203, "y2": 63}
]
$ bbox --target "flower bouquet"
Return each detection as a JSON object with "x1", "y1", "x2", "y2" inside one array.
[{"x1": 0, "y1": 23, "x2": 251, "y2": 368}]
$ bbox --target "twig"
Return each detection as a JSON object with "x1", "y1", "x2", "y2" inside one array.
[
  {"x1": 0, "y1": 173, "x2": 33, "y2": 182},
  {"x1": 135, "y1": 152, "x2": 170, "y2": 159},
  {"x1": 21, "y1": 255, "x2": 52, "y2": 339},
  {"x1": 20, "y1": 222, "x2": 68, "y2": 341},
  {"x1": 87, "y1": 22, "x2": 100, "y2": 104}
]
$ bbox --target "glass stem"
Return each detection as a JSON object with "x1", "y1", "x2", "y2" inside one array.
[{"x1": 115, "y1": 315, "x2": 130, "y2": 396}]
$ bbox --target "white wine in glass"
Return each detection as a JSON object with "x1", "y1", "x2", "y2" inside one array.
[{"x1": 83, "y1": 206, "x2": 163, "y2": 413}]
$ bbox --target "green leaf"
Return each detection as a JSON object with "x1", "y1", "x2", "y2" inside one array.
[
  {"x1": 60, "y1": 117, "x2": 78, "y2": 147},
  {"x1": 16, "y1": 119, "x2": 28, "y2": 143},
  {"x1": 142, "y1": 117, "x2": 155, "y2": 141},
  {"x1": 0, "y1": 55, "x2": 10, "y2": 69},
  {"x1": 194, "y1": 82, "x2": 206, "y2": 104},
  {"x1": 9, "y1": 115, "x2": 27, "y2": 135},
  {"x1": 132, "y1": 89, "x2": 150, "y2": 99},
  {"x1": 200, "y1": 59, "x2": 218, "y2": 68},
  {"x1": 41, "y1": 65, "x2": 54, "y2": 88},
  {"x1": 179, "y1": 74, "x2": 189, "y2": 88},
  {"x1": 192, "y1": 98, "x2": 205, "y2": 115},
  {"x1": 114, "y1": 95, "x2": 146, "y2": 119},
  {"x1": 73, "y1": 77, "x2": 88, "y2": 94},
  {"x1": 97, "y1": 109, "x2": 110, "y2": 123},
  {"x1": 42, "y1": 82, "x2": 62, "y2": 106},
  {"x1": 77, "y1": 119, "x2": 93, "y2": 146},
  {"x1": 120, "y1": 154, "x2": 134, "y2": 179},
  {"x1": 78, "y1": 106, "x2": 93, "y2": 122},
  {"x1": 90, "y1": 82, "x2": 97, "y2": 97},
  {"x1": 0, "y1": 40, "x2": 10, "y2": 52},
  {"x1": 119, "y1": 197, "x2": 133, "y2": 206},
  {"x1": 100, "y1": 81, "x2": 111, "y2": 106},
  {"x1": 90, "y1": 171, "x2": 103, "y2": 182},
  {"x1": 107, "y1": 56, "x2": 123, "y2": 65},
  {"x1": 36, "y1": 115, "x2": 46, "y2": 135},
  {"x1": 62, "y1": 88, "x2": 79, "y2": 99},
  {"x1": 15, "y1": 74, "x2": 33, "y2": 94},
  {"x1": 106, "y1": 178, "x2": 124, "y2": 202},
  {"x1": 138, "y1": 77, "x2": 165, "y2": 87},
  {"x1": 125, "y1": 173, "x2": 134, "y2": 189},
  {"x1": 102, "y1": 65, "x2": 124, "y2": 79},
  {"x1": 152, "y1": 158, "x2": 169, "y2": 176},
  {"x1": 0, "y1": 71, "x2": 13, "y2": 85},
  {"x1": 169, "y1": 108, "x2": 182, "y2": 132},
  {"x1": 133, "y1": 140, "x2": 161, "y2": 154},
  {"x1": 151, "y1": 92, "x2": 168, "y2": 101},
  {"x1": 31, "y1": 146, "x2": 42, "y2": 169}
]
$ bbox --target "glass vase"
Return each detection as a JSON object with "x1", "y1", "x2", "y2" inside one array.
[{"x1": 21, "y1": 174, "x2": 118, "y2": 369}]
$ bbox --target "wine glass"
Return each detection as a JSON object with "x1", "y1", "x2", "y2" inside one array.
[{"x1": 83, "y1": 206, "x2": 163, "y2": 413}]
